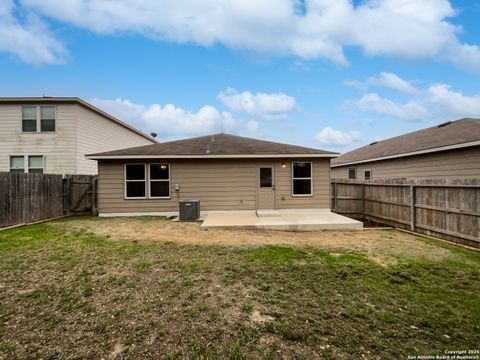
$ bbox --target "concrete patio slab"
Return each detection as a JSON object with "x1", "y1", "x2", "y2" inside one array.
[
  {"x1": 201, "y1": 209, "x2": 363, "y2": 231},
  {"x1": 200, "y1": 211, "x2": 262, "y2": 229}
]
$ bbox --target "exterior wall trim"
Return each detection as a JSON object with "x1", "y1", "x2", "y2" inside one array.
[
  {"x1": 332, "y1": 140, "x2": 480, "y2": 168},
  {"x1": 98, "y1": 208, "x2": 332, "y2": 217}
]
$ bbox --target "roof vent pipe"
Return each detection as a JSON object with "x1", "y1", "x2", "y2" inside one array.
[{"x1": 437, "y1": 121, "x2": 452, "y2": 128}]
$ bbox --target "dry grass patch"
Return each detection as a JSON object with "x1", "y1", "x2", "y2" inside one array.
[{"x1": 58, "y1": 216, "x2": 457, "y2": 265}]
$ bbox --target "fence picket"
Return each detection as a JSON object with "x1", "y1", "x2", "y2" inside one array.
[
  {"x1": 332, "y1": 179, "x2": 479, "y2": 248},
  {"x1": 0, "y1": 172, "x2": 97, "y2": 228}
]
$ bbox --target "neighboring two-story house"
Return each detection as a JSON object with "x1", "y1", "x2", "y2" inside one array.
[{"x1": 0, "y1": 97, "x2": 156, "y2": 174}]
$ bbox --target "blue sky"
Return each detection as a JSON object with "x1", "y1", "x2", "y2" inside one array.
[{"x1": 1, "y1": 0, "x2": 479, "y2": 151}]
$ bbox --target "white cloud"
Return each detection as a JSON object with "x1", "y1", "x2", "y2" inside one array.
[
  {"x1": 217, "y1": 87, "x2": 297, "y2": 120},
  {"x1": 426, "y1": 84, "x2": 480, "y2": 118},
  {"x1": 446, "y1": 42, "x2": 480, "y2": 74},
  {"x1": 246, "y1": 119, "x2": 259, "y2": 133},
  {"x1": 6, "y1": 0, "x2": 478, "y2": 71},
  {"x1": 0, "y1": 0, "x2": 65, "y2": 65},
  {"x1": 90, "y1": 98, "x2": 257, "y2": 138},
  {"x1": 315, "y1": 126, "x2": 360, "y2": 147},
  {"x1": 366, "y1": 72, "x2": 420, "y2": 95},
  {"x1": 356, "y1": 93, "x2": 430, "y2": 121},
  {"x1": 352, "y1": 73, "x2": 480, "y2": 121}
]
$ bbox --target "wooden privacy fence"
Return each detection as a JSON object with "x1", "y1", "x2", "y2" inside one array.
[
  {"x1": 0, "y1": 172, "x2": 97, "y2": 228},
  {"x1": 332, "y1": 179, "x2": 480, "y2": 248}
]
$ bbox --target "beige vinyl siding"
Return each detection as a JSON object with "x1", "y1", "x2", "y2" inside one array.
[
  {"x1": 0, "y1": 104, "x2": 77, "y2": 174},
  {"x1": 75, "y1": 105, "x2": 155, "y2": 174},
  {"x1": 331, "y1": 147, "x2": 480, "y2": 180},
  {"x1": 275, "y1": 160, "x2": 330, "y2": 209},
  {"x1": 98, "y1": 158, "x2": 331, "y2": 213}
]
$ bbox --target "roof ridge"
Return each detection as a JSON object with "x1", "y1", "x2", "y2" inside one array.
[
  {"x1": 156, "y1": 132, "x2": 327, "y2": 153},
  {"x1": 344, "y1": 118, "x2": 479, "y2": 154},
  {"x1": 86, "y1": 132, "x2": 339, "y2": 158}
]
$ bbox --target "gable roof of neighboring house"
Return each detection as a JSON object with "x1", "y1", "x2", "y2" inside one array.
[
  {"x1": 0, "y1": 97, "x2": 156, "y2": 143},
  {"x1": 332, "y1": 118, "x2": 480, "y2": 167},
  {"x1": 86, "y1": 133, "x2": 339, "y2": 159}
]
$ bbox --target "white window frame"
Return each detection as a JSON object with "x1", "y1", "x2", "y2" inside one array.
[
  {"x1": 9, "y1": 155, "x2": 44, "y2": 173},
  {"x1": 9, "y1": 155, "x2": 26, "y2": 173},
  {"x1": 364, "y1": 169, "x2": 372, "y2": 180},
  {"x1": 40, "y1": 105, "x2": 56, "y2": 132},
  {"x1": 124, "y1": 164, "x2": 147, "y2": 199},
  {"x1": 21, "y1": 105, "x2": 56, "y2": 133},
  {"x1": 348, "y1": 166, "x2": 356, "y2": 180},
  {"x1": 291, "y1": 161, "x2": 313, "y2": 197},
  {"x1": 21, "y1": 106, "x2": 38, "y2": 133},
  {"x1": 28, "y1": 155, "x2": 44, "y2": 173},
  {"x1": 148, "y1": 163, "x2": 171, "y2": 199}
]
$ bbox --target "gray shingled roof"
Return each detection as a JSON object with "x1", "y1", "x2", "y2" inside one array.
[
  {"x1": 332, "y1": 118, "x2": 480, "y2": 167},
  {"x1": 87, "y1": 133, "x2": 338, "y2": 158}
]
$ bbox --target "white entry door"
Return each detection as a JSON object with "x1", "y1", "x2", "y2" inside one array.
[{"x1": 257, "y1": 165, "x2": 275, "y2": 209}]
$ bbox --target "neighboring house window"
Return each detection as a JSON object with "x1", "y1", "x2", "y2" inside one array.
[
  {"x1": 348, "y1": 166, "x2": 356, "y2": 179},
  {"x1": 125, "y1": 164, "x2": 146, "y2": 198},
  {"x1": 40, "y1": 106, "x2": 56, "y2": 132},
  {"x1": 149, "y1": 164, "x2": 170, "y2": 198},
  {"x1": 364, "y1": 170, "x2": 372, "y2": 180},
  {"x1": 28, "y1": 156, "x2": 44, "y2": 173},
  {"x1": 22, "y1": 106, "x2": 37, "y2": 132},
  {"x1": 22, "y1": 105, "x2": 56, "y2": 132},
  {"x1": 10, "y1": 156, "x2": 25, "y2": 173},
  {"x1": 292, "y1": 162, "x2": 312, "y2": 196},
  {"x1": 9, "y1": 155, "x2": 44, "y2": 173}
]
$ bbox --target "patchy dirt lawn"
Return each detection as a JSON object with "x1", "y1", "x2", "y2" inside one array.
[
  {"x1": 0, "y1": 217, "x2": 479, "y2": 359},
  {"x1": 61, "y1": 216, "x2": 459, "y2": 266}
]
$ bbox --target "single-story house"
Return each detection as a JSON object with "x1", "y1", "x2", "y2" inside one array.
[
  {"x1": 87, "y1": 133, "x2": 339, "y2": 216},
  {"x1": 331, "y1": 118, "x2": 480, "y2": 181}
]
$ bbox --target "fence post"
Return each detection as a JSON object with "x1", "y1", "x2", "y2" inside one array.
[
  {"x1": 63, "y1": 176, "x2": 71, "y2": 215},
  {"x1": 361, "y1": 183, "x2": 366, "y2": 217},
  {"x1": 333, "y1": 181, "x2": 337, "y2": 212},
  {"x1": 410, "y1": 185, "x2": 416, "y2": 231},
  {"x1": 445, "y1": 185, "x2": 450, "y2": 236},
  {"x1": 91, "y1": 176, "x2": 98, "y2": 215}
]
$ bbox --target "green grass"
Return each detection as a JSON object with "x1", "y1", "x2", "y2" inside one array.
[{"x1": 0, "y1": 219, "x2": 479, "y2": 359}]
